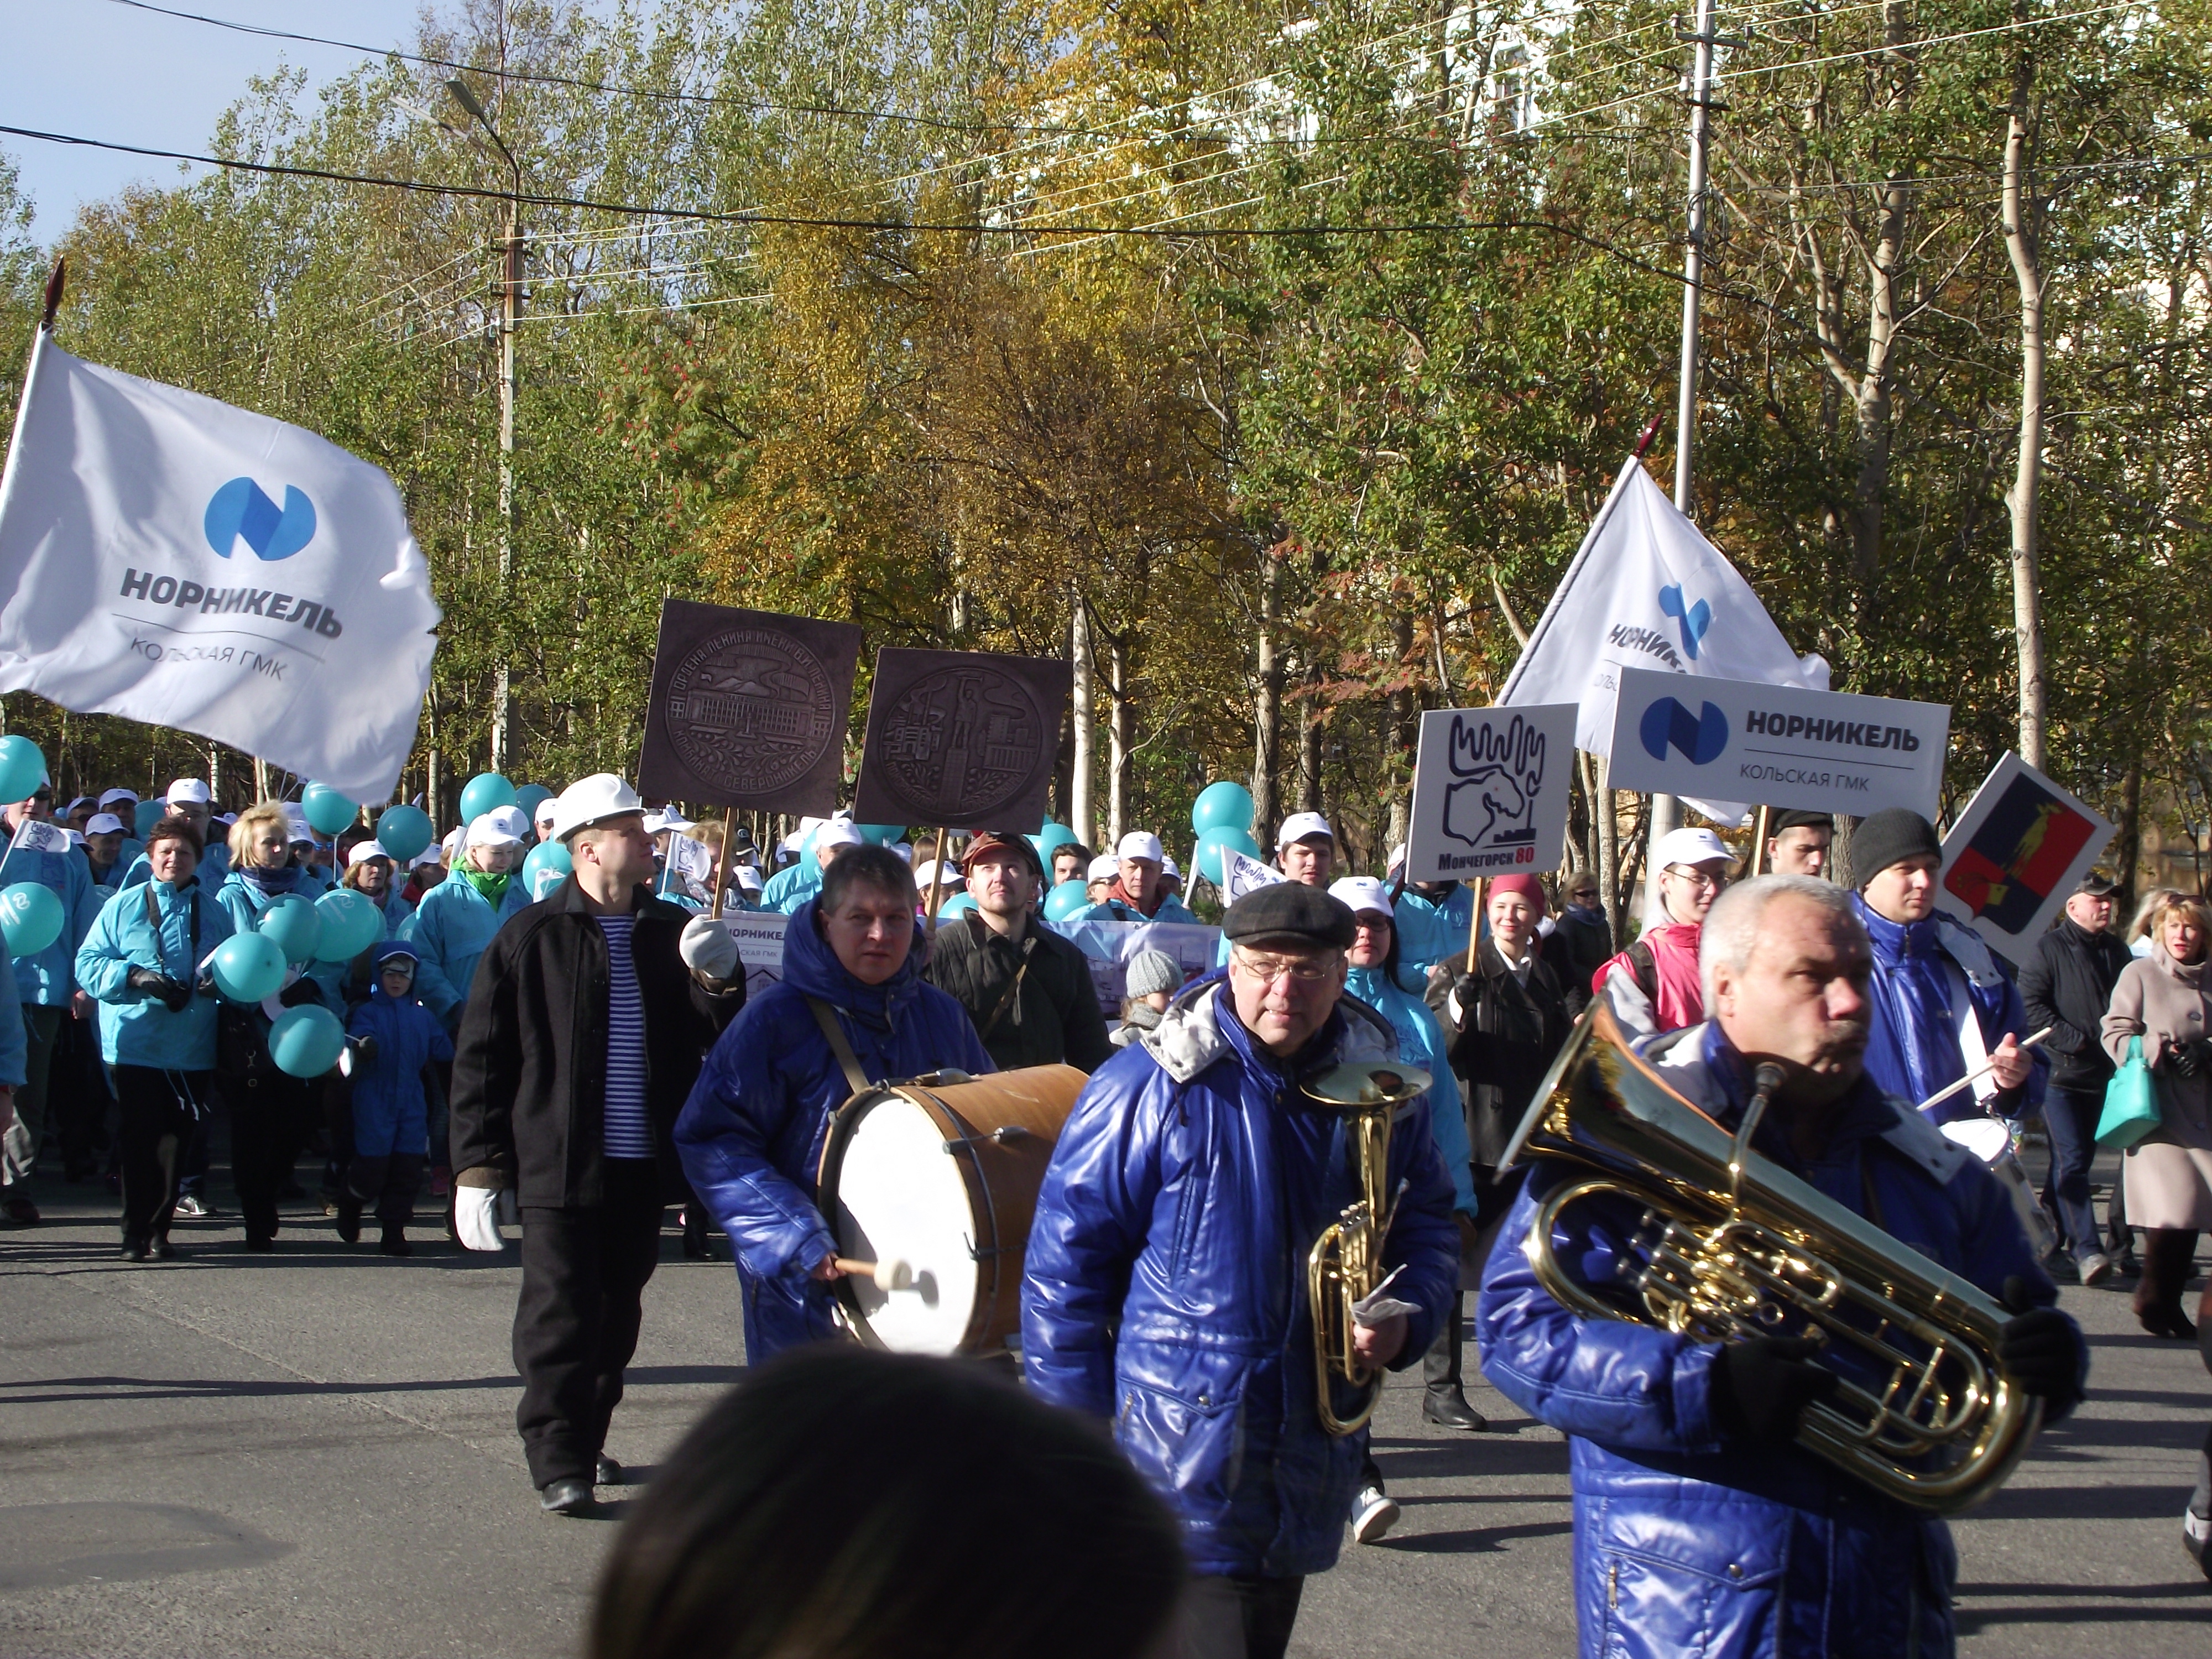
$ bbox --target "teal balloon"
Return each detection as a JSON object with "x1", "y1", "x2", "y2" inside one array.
[
  {"x1": 522, "y1": 839, "x2": 572, "y2": 900},
  {"x1": 937, "y1": 891, "x2": 977, "y2": 918},
  {"x1": 1037, "y1": 823, "x2": 1080, "y2": 853},
  {"x1": 373, "y1": 805, "x2": 433, "y2": 863},
  {"x1": 300, "y1": 782, "x2": 357, "y2": 837},
  {"x1": 211, "y1": 933, "x2": 286, "y2": 1003},
  {"x1": 0, "y1": 735, "x2": 44, "y2": 805},
  {"x1": 269, "y1": 1003, "x2": 346, "y2": 1079},
  {"x1": 258, "y1": 895, "x2": 322, "y2": 964},
  {"x1": 1042, "y1": 880, "x2": 1092, "y2": 922},
  {"x1": 0, "y1": 882, "x2": 63, "y2": 958},
  {"x1": 458, "y1": 773, "x2": 518, "y2": 824},
  {"x1": 857, "y1": 825, "x2": 905, "y2": 846},
  {"x1": 1190, "y1": 781, "x2": 1255, "y2": 836},
  {"x1": 134, "y1": 799, "x2": 164, "y2": 839},
  {"x1": 515, "y1": 784, "x2": 553, "y2": 822},
  {"x1": 1193, "y1": 826, "x2": 1264, "y2": 887},
  {"x1": 312, "y1": 889, "x2": 381, "y2": 962}
]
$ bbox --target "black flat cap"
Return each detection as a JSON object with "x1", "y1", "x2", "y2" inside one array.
[
  {"x1": 1223, "y1": 882, "x2": 1358, "y2": 949},
  {"x1": 1851, "y1": 807, "x2": 1943, "y2": 887},
  {"x1": 1770, "y1": 808, "x2": 1833, "y2": 834},
  {"x1": 2075, "y1": 869, "x2": 2122, "y2": 898}
]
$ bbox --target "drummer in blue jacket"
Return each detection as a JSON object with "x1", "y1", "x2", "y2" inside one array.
[
  {"x1": 675, "y1": 842, "x2": 992, "y2": 1360},
  {"x1": 339, "y1": 941, "x2": 455, "y2": 1255},
  {"x1": 403, "y1": 808, "x2": 534, "y2": 1032},
  {"x1": 1022, "y1": 882, "x2": 1458, "y2": 1658},
  {"x1": 1477, "y1": 874, "x2": 2088, "y2": 1659}
]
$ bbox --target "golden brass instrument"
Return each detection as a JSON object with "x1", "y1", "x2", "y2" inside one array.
[
  {"x1": 1305, "y1": 1061, "x2": 1431, "y2": 1437},
  {"x1": 1501, "y1": 1004, "x2": 2042, "y2": 1514}
]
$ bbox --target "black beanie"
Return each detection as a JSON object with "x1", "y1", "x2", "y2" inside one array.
[{"x1": 1851, "y1": 808, "x2": 1942, "y2": 888}]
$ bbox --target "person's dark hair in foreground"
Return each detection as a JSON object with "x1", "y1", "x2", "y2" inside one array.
[{"x1": 590, "y1": 1346, "x2": 1187, "y2": 1659}]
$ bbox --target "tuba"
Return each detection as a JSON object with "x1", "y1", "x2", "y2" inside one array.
[
  {"x1": 1306, "y1": 1060, "x2": 1431, "y2": 1437},
  {"x1": 1500, "y1": 1004, "x2": 2042, "y2": 1514}
]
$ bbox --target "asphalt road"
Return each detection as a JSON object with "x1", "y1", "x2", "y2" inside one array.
[{"x1": 2, "y1": 1157, "x2": 2208, "y2": 1658}]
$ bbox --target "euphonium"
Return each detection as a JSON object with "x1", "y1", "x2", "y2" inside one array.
[
  {"x1": 1305, "y1": 1061, "x2": 1431, "y2": 1437},
  {"x1": 1500, "y1": 1004, "x2": 2042, "y2": 1514}
]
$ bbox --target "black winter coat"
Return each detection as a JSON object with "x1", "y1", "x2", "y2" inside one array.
[
  {"x1": 922, "y1": 910, "x2": 1114, "y2": 1073},
  {"x1": 2018, "y1": 916, "x2": 2135, "y2": 1091},
  {"x1": 449, "y1": 877, "x2": 745, "y2": 1208},
  {"x1": 1442, "y1": 940, "x2": 1571, "y2": 1168},
  {"x1": 1545, "y1": 906, "x2": 1614, "y2": 1018}
]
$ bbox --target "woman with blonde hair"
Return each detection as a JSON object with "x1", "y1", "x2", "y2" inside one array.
[
  {"x1": 2103, "y1": 892, "x2": 2212, "y2": 1338},
  {"x1": 2128, "y1": 887, "x2": 2185, "y2": 958}
]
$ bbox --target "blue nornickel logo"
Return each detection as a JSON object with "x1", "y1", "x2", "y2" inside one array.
[
  {"x1": 1640, "y1": 696, "x2": 1729, "y2": 765},
  {"x1": 204, "y1": 478, "x2": 316, "y2": 561},
  {"x1": 1658, "y1": 583, "x2": 1712, "y2": 660}
]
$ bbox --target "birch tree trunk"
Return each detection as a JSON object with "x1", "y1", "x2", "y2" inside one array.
[
  {"x1": 2001, "y1": 29, "x2": 2049, "y2": 769},
  {"x1": 1251, "y1": 555, "x2": 1282, "y2": 844},
  {"x1": 1107, "y1": 632, "x2": 1131, "y2": 847},
  {"x1": 1069, "y1": 586, "x2": 1095, "y2": 848}
]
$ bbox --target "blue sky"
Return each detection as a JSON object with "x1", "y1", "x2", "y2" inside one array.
[{"x1": 1, "y1": 0, "x2": 443, "y2": 243}]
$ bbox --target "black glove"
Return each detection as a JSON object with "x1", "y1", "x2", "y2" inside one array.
[
  {"x1": 1998, "y1": 1276, "x2": 2085, "y2": 1411},
  {"x1": 126, "y1": 966, "x2": 192, "y2": 1013},
  {"x1": 2167, "y1": 1039, "x2": 2204, "y2": 1078},
  {"x1": 1709, "y1": 1335, "x2": 1840, "y2": 1443},
  {"x1": 1451, "y1": 973, "x2": 1481, "y2": 1015}
]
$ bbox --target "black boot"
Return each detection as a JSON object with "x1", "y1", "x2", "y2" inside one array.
[
  {"x1": 379, "y1": 1228, "x2": 414, "y2": 1258},
  {"x1": 335, "y1": 1197, "x2": 362, "y2": 1245},
  {"x1": 682, "y1": 1205, "x2": 710, "y2": 1260}
]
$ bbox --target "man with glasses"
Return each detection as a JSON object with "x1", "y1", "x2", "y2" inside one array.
[
  {"x1": 1593, "y1": 827, "x2": 1734, "y2": 1039},
  {"x1": 1024, "y1": 882, "x2": 1458, "y2": 1659},
  {"x1": 0, "y1": 778, "x2": 101, "y2": 1223}
]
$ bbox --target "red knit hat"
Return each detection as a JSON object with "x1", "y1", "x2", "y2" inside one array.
[{"x1": 1487, "y1": 873, "x2": 1548, "y2": 918}]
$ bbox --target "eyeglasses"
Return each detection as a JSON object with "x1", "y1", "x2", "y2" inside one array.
[
  {"x1": 1663, "y1": 865, "x2": 1728, "y2": 891},
  {"x1": 1231, "y1": 950, "x2": 1336, "y2": 985}
]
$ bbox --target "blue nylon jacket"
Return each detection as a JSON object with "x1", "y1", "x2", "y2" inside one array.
[
  {"x1": 1021, "y1": 974, "x2": 1460, "y2": 1579},
  {"x1": 1854, "y1": 896, "x2": 2048, "y2": 1125},
  {"x1": 1074, "y1": 894, "x2": 1202, "y2": 926},
  {"x1": 759, "y1": 863, "x2": 821, "y2": 915},
  {"x1": 1391, "y1": 883, "x2": 1476, "y2": 972},
  {"x1": 1346, "y1": 962, "x2": 1475, "y2": 1213},
  {"x1": 400, "y1": 868, "x2": 534, "y2": 1029},
  {"x1": 674, "y1": 900, "x2": 993, "y2": 1360},
  {"x1": 345, "y1": 951, "x2": 456, "y2": 1159},
  {"x1": 0, "y1": 834, "x2": 103, "y2": 1005},
  {"x1": 76, "y1": 876, "x2": 237, "y2": 1069},
  {"x1": 118, "y1": 837, "x2": 229, "y2": 895},
  {"x1": 1477, "y1": 1020, "x2": 2084, "y2": 1659}
]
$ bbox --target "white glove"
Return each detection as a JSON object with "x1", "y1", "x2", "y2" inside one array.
[
  {"x1": 679, "y1": 914, "x2": 741, "y2": 982},
  {"x1": 455, "y1": 1185, "x2": 507, "y2": 1252}
]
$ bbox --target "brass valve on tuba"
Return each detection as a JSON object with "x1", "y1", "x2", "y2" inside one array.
[
  {"x1": 1500, "y1": 1004, "x2": 2043, "y2": 1514},
  {"x1": 1305, "y1": 1061, "x2": 1431, "y2": 1437}
]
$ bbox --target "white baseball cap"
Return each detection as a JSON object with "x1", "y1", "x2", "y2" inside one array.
[
  {"x1": 734, "y1": 865, "x2": 763, "y2": 893},
  {"x1": 1117, "y1": 831, "x2": 1164, "y2": 863},
  {"x1": 283, "y1": 804, "x2": 314, "y2": 842},
  {"x1": 98, "y1": 787, "x2": 138, "y2": 808},
  {"x1": 416, "y1": 844, "x2": 447, "y2": 868},
  {"x1": 1329, "y1": 876, "x2": 1394, "y2": 918},
  {"x1": 441, "y1": 827, "x2": 466, "y2": 862},
  {"x1": 550, "y1": 773, "x2": 644, "y2": 842},
  {"x1": 1161, "y1": 856, "x2": 1181, "y2": 878},
  {"x1": 647, "y1": 807, "x2": 697, "y2": 834},
  {"x1": 85, "y1": 812, "x2": 126, "y2": 836},
  {"x1": 912, "y1": 859, "x2": 964, "y2": 891},
  {"x1": 483, "y1": 805, "x2": 530, "y2": 842},
  {"x1": 1276, "y1": 811, "x2": 1335, "y2": 849},
  {"x1": 891, "y1": 843, "x2": 914, "y2": 864},
  {"x1": 1653, "y1": 826, "x2": 1735, "y2": 870},
  {"x1": 166, "y1": 778, "x2": 212, "y2": 806},
  {"x1": 1087, "y1": 854, "x2": 1119, "y2": 882},
  {"x1": 534, "y1": 799, "x2": 557, "y2": 830},
  {"x1": 347, "y1": 841, "x2": 393, "y2": 867},
  {"x1": 466, "y1": 812, "x2": 524, "y2": 850},
  {"x1": 813, "y1": 821, "x2": 865, "y2": 852}
]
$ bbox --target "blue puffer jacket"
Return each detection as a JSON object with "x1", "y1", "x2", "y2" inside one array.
[
  {"x1": 76, "y1": 876, "x2": 237, "y2": 1069},
  {"x1": 1855, "y1": 897, "x2": 2048, "y2": 1125},
  {"x1": 0, "y1": 834, "x2": 102, "y2": 1006},
  {"x1": 345, "y1": 946, "x2": 456, "y2": 1159},
  {"x1": 675, "y1": 900, "x2": 994, "y2": 1359},
  {"x1": 1347, "y1": 962, "x2": 1475, "y2": 1213},
  {"x1": 1391, "y1": 882, "x2": 1476, "y2": 972},
  {"x1": 1022, "y1": 974, "x2": 1460, "y2": 1579},
  {"x1": 1478, "y1": 1020, "x2": 2083, "y2": 1659},
  {"x1": 400, "y1": 867, "x2": 533, "y2": 1029}
]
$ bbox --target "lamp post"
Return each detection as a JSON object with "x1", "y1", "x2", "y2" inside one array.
[{"x1": 446, "y1": 78, "x2": 523, "y2": 775}]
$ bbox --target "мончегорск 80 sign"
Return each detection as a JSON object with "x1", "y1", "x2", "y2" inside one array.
[{"x1": 1604, "y1": 667, "x2": 1949, "y2": 820}]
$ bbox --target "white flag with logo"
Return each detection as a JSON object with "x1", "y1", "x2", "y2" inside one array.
[
  {"x1": 0, "y1": 332, "x2": 439, "y2": 801},
  {"x1": 1222, "y1": 847, "x2": 1288, "y2": 903},
  {"x1": 1498, "y1": 456, "x2": 1828, "y2": 754}
]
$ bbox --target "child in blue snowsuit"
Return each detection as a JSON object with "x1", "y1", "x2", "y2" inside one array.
[{"x1": 340, "y1": 942, "x2": 455, "y2": 1255}]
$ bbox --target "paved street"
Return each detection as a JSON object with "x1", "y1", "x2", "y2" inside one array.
[{"x1": 2, "y1": 1159, "x2": 2207, "y2": 1658}]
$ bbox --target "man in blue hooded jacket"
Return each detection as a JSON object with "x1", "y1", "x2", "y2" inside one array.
[
  {"x1": 676, "y1": 842, "x2": 992, "y2": 1360},
  {"x1": 1022, "y1": 881, "x2": 1459, "y2": 1659},
  {"x1": 1478, "y1": 874, "x2": 2088, "y2": 1659}
]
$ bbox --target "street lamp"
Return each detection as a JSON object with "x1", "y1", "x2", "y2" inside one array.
[{"x1": 446, "y1": 77, "x2": 524, "y2": 776}]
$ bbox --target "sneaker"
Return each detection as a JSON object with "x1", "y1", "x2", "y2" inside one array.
[
  {"x1": 2079, "y1": 1252, "x2": 2115, "y2": 1287},
  {"x1": 2186, "y1": 1506, "x2": 2210, "y2": 1581},
  {"x1": 173, "y1": 1194, "x2": 209, "y2": 1218},
  {"x1": 1351, "y1": 1483, "x2": 1400, "y2": 1545}
]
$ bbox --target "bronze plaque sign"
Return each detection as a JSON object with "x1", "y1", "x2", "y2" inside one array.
[{"x1": 852, "y1": 648, "x2": 1072, "y2": 831}]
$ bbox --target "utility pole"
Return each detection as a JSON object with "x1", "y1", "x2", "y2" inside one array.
[
  {"x1": 447, "y1": 78, "x2": 523, "y2": 775},
  {"x1": 1645, "y1": 0, "x2": 1722, "y2": 927}
]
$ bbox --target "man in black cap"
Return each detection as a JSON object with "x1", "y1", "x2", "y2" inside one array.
[
  {"x1": 1763, "y1": 808, "x2": 1833, "y2": 878},
  {"x1": 2018, "y1": 869, "x2": 2133, "y2": 1282},
  {"x1": 1022, "y1": 883, "x2": 1459, "y2": 1659}
]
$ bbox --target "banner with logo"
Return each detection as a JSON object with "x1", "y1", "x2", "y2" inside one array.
[
  {"x1": 1604, "y1": 668, "x2": 1948, "y2": 820},
  {"x1": 1938, "y1": 753, "x2": 2114, "y2": 964},
  {"x1": 0, "y1": 333, "x2": 440, "y2": 801},
  {"x1": 1047, "y1": 918, "x2": 1221, "y2": 1015},
  {"x1": 852, "y1": 648, "x2": 1072, "y2": 832},
  {"x1": 714, "y1": 909, "x2": 796, "y2": 1001},
  {"x1": 1497, "y1": 456, "x2": 1828, "y2": 759},
  {"x1": 1222, "y1": 847, "x2": 1287, "y2": 902},
  {"x1": 1404, "y1": 704, "x2": 1578, "y2": 883}
]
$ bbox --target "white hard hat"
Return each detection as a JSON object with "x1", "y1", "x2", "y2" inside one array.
[
  {"x1": 1087, "y1": 854, "x2": 1119, "y2": 882},
  {"x1": 550, "y1": 773, "x2": 643, "y2": 842},
  {"x1": 1117, "y1": 831, "x2": 1164, "y2": 863},
  {"x1": 1276, "y1": 811, "x2": 1335, "y2": 850},
  {"x1": 348, "y1": 841, "x2": 393, "y2": 867},
  {"x1": 1653, "y1": 826, "x2": 1735, "y2": 870},
  {"x1": 1329, "y1": 876, "x2": 1394, "y2": 919},
  {"x1": 167, "y1": 778, "x2": 212, "y2": 806},
  {"x1": 813, "y1": 820, "x2": 865, "y2": 852},
  {"x1": 85, "y1": 812, "x2": 125, "y2": 836}
]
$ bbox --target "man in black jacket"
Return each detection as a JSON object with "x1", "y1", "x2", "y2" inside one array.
[
  {"x1": 2018, "y1": 869, "x2": 2134, "y2": 1285},
  {"x1": 925, "y1": 831, "x2": 1113, "y2": 1073},
  {"x1": 449, "y1": 773, "x2": 745, "y2": 1515}
]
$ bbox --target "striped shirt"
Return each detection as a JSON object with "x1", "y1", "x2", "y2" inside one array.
[{"x1": 597, "y1": 916, "x2": 653, "y2": 1160}]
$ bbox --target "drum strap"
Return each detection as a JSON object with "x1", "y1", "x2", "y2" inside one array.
[
  {"x1": 976, "y1": 940, "x2": 1034, "y2": 1041},
  {"x1": 806, "y1": 997, "x2": 875, "y2": 1096}
]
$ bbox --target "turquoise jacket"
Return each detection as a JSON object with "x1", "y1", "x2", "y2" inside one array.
[
  {"x1": 215, "y1": 864, "x2": 349, "y2": 1010},
  {"x1": 1347, "y1": 963, "x2": 1477, "y2": 1214},
  {"x1": 119, "y1": 836, "x2": 231, "y2": 895},
  {"x1": 0, "y1": 951, "x2": 25, "y2": 1084},
  {"x1": 1076, "y1": 894, "x2": 1201, "y2": 926},
  {"x1": 760, "y1": 863, "x2": 821, "y2": 915},
  {"x1": 400, "y1": 867, "x2": 533, "y2": 1029},
  {"x1": 76, "y1": 876, "x2": 237, "y2": 1068},
  {"x1": 1391, "y1": 883, "x2": 1477, "y2": 972},
  {"x1": 0, "y1": 834, "x2": 103, "y2": 1006},
  {"x1": 84, "y1": 836, "x2": 145, "y2": 898}
]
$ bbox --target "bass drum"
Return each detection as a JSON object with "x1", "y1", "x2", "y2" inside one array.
[{"x1": 816, "y1": 1065, "x2": 1087, "y2": 1357}]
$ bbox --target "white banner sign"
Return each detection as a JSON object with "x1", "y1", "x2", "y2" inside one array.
[
  {"x1": 719, "y1": 909, "x2": 794, "y2": 1000},
  {"x1": 1404, "y1": 705, "x2": 1577, "y2": 883},
  {"x1": 1937, "y1": 752, "x2": 2115, "y2": 965},
  {"x1": 1603, "y1": 668, "x2": 1948, "y2": 820},
  {"x1": 0, "y1": 333, "x2": 440, "y2": 801},
  {"x1": 1049, "y1": 919, "x2": 1222, "y2": 1015},
  {"x1": 1222, "y1": 847, "x2": 1287, "y2": 902}
]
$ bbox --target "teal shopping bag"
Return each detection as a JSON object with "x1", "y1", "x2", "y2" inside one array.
[{"x1": 2095, "y1": 1035, "x2": 2161, "y2": 1149}]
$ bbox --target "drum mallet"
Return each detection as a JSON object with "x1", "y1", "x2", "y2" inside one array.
[
  {"x1": 1913, "y1": 1026, "x2": 2053, "y2": 1116},
  {"x1": 834, "y1": 1257, "x2": 916, "y2": 1292}
]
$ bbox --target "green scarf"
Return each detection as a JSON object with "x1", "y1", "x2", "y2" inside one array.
[{"x1": 462, "y1": 865, "x2": 514, "y2": 906}]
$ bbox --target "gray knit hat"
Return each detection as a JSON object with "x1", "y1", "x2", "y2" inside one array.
[{"x1": 1124, "y1": 950, "x2": 1183, "y2": 999}]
